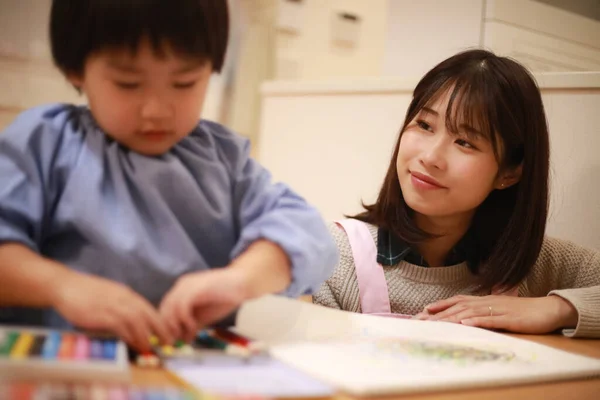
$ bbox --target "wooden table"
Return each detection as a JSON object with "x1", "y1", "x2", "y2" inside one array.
[{"x1": 132, "y1": 333, "x2": 600, "y2": 400}]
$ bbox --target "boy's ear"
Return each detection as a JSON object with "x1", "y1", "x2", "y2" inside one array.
[
  {"x1": 65, "y1": 71, "x2": 84, "y2": 92},
  {"x1": 495, "y1": 164, "x2": 522, "y2": 190}
]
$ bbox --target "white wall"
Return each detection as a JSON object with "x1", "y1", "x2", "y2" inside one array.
[
  {"x1": 275, "y1": 0, "x2": 388, "y2": 80},
  {"x1": 0, "y1": 0, "x2": 228, "y2": 131},
  {"x1": 259, "y1": 90, "x2": 407, "y2": 216},
  {"x1": 536, "y1": 0, "x2": 600, "y2": 21},
  {"x1": 0, "y1": 0, "x2": 52, "y2": 60},
  {"x1": 484, "y1": 0, "x2": 600, "y2": 73},
  {"x1": 542, "y1": 87, "x2": 600, "y2": 247},
  {"x1": 383, "y1": 0, "x2": 484, "y2": 78},
  {"x1": 258, "y1": 73, "x2": 600, "y2": 250},
  {"x1": 382, "y1": 0, "x2": 600, "y2": 77}
]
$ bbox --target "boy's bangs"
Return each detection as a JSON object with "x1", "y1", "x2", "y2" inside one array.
[
  {"x1": 90, "y1": 2, "x2": 205, "y2": 56},
  {"x1": 52, "y1": 0, "x2": 229, "y2": 74}
]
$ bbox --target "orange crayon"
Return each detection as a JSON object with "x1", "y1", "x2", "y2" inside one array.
[{"x1": 58, "y1": 333, "x2": 76, "y2": 359}]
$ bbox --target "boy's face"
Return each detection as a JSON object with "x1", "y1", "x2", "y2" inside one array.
[{"x1": 68, "y1": 40, "x2": 212, "y2": 156}]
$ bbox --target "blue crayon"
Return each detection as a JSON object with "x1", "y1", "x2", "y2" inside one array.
[
  {"x1": 102, "y1": 339, "x2": 117, "y2": 360},
  {"x1": 90, "y1": 339, "x2": 104, "y2": 359},
  {"x1": 41, "y1": 332, "x2": 61, "y2": 359}
]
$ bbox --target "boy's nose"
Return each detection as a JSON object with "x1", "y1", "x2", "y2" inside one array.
[{"x1": 141, "y1": 96, "x2": 172, "y2": 120}]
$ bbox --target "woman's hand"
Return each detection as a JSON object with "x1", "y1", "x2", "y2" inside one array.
[{"x1": 414, "y1": 295, "x2": 579, "y2": 334}]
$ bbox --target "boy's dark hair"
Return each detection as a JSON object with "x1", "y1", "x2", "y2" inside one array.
[
  {"x1": 50, "y1": 0, "x2": 229, "y2": 74},
  {"x1": 353, "y1": 49, "x2": 550, "y2": 292}
]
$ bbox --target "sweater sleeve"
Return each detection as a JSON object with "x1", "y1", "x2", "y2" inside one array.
[{"x1": 525, "y1": 237, "x2": 600, "y2": 338}]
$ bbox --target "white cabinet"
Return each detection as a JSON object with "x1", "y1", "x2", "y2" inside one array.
[
  {"x1": 274, "y1": 0, "x2": 600, "y2": 80},
  {"x1": 483, "y1": 0, "x2": 600, "y2": 72}
]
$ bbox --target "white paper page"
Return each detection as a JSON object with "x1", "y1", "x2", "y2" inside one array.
[
  {"x1": 269, "y1": 336, "x2": 600, "y2": 396},
  {"x1": 234, "y1": 295, "x2": 600, "y2": 396},
  {"x1": 235, "y1": 295, "x2": 518, "y2": 343}
]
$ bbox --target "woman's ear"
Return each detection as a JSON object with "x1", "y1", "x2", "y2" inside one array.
[{"x1": 495, "y1": 164, "x2": 523, "y2": 190}]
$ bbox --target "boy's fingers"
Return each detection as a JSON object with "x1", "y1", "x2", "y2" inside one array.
[
  {"x1": 150, "y1": 313, "x2": 174, "y2": 346},
  {"x1": 142, "y1": 304, "x2": 173, "y2": 345},
  {"x1": 176, "y1": 300, "x2": 198, "y2": 341},
  {"x1": 122, "y1": 303, "x2": 154, "y2": 351},
  {"x1": 111, "y1": 320, "x2": 135, "y2": 351},
  {"x1": 127, "y1": 317, "x2": 151, "y2": 352},
  {"x1": 159, "y1": 297, "x2": 182, "y2": 340}
]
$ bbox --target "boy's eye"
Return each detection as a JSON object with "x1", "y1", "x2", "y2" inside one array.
[
  {"x1": 173, "y1": 81, "x2": 197, "y2": 89},
  {"x1": 115, "y1": 82, "x2": 140, "y2": 90},
  {"x1": 416, "y1": 120, "x2": 433, "y2": 132},
  {"x1": 455, "y1": 139, "x2": 475, "y2": 149}
]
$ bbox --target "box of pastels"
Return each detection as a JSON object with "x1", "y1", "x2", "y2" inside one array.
[{"x1": 0, "y1": 325, "x2": 129, "y2": 383}]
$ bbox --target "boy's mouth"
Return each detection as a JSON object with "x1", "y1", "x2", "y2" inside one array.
[{"x1": 140, "y1": 130, "x2": 171, "y2": 141}]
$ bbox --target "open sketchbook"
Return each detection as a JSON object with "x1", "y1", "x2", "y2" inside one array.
[{"x1": 229, "y1": 295, "x2": 600, "y2": 396}]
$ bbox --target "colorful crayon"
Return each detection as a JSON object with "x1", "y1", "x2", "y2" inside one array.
[
  {"x1": 196, "y1": 331, "x2": 251, "y2": 358},
  {"x1": 42, "y1": 331, "x2": 61, "y2": 359},
  {"x1": 75, "y1": 334, "x2": 91, "y2": 360},
  {"x1": 90, "y1": 338, "x2": 105, "y2": 359},
  {"x1": 213, "y1": 328, "x2": 251, "y2": 347},
  {"x1": 103, "y1": 338, "x2": 117, "y2": 360},
  {"x1": 1, "y1": 326, "x2": 130, "y2": 384},
  {"x1": 29, "y1": 334, "x2": 45, "y2": 357},
  {"x1": 0, "y1": 331, "x2": 19, "y2": 356},
  {"x1": 212, "y1": 329, "x2": 266, "y2": 354},
  {"x1": 10, "y1": 332, "x2": 34, "y2": 359},
  {"x1": 10, "y1": 382, "x2": 34, "y2": 400},
  {"x1": 195, "y1": 331, "x2": 227, "y2": 350},
  {"x1": 58, "y1": 333, "x2": 76, "y2": 359},
  {"x1": 0, "y1": 382, "x2": 206, "y2": 400}
]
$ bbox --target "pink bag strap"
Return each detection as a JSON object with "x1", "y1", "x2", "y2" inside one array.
[{"x1": 336, "y1": 219, "x2": 392, "y2": 314}]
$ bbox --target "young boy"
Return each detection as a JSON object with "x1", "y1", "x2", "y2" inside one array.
[{"x1": 0, "y1": 0, "x2": 338, "y2": 351}]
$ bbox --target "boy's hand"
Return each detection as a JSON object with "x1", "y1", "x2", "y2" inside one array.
[
  {"x1": 159, "y1": 268, "x2": 248, "y2": 342},
  {"x1": 160, "y1": 240, "x2": 292, "y2": 342},
  {"x1": 52, "y1": 272, "x2": 172, "y2": 351}
]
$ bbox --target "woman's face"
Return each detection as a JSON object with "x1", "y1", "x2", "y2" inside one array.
[{"x1": 397, "y1": 89, "x2": 508, "y2": 222}]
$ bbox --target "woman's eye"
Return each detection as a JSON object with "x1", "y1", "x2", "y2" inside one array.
[
  {"x1": 115, "y1": 82, "x2": 140, "y2": 90},
  {"x1": 173, "y1": 81, "x2": 197, "y2": 89},
  {"x1": 416, "y1": 120, "x2": 433, "y2": 132},
  {"x1": 456, "y1": 139, "x2": 475, "y2": 149}
]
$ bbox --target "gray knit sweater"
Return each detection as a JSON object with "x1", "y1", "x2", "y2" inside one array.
[{"x1": 313, "y1": 222, "x2": 600, "y2": 338}]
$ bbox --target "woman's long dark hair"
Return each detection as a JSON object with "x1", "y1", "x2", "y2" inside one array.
[{"x1": 354, "y1": 49, "x2": 550, "y2": 292}]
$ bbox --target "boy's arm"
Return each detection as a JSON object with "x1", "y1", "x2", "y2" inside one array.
[
  {"x1": 0, "y1": 243, "x2": 172, "y2": 348},
  {"x1": 0, "y1": 106, "x2": 171, "y2": 348},
  {"x1": 223, "y1": 134, "x2": 339, "y2": 298},
  {"x1": 0, "y1": 243, "x2": 72, "y2": 307},
  {"x1": 227, "y1": 240, "x2": 292, "y2": 299},
  {"x1": 0, "y1": 109, "x2": 64, "y2": 307}
]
